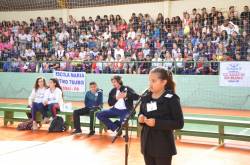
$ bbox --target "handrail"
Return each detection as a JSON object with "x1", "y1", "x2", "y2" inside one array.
[{"x1": 2, "y1": 61, "x2": 248, "y2": 74}]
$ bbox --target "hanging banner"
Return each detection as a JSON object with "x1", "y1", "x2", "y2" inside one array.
[
  {"x1": 219, "y1": 62, "x2": 250, "y2": 87},
  {"x1": 53, "y1": 71, "x2": 86, "y2": 92}
]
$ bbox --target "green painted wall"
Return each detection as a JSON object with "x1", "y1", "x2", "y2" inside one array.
[{"x1": 0, "y1": 73, "x2": 249, "y2": 110}]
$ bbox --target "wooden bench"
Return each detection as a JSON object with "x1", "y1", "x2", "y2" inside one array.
[{"x1": 175, "y1": 116, "x2": 250, "y2": 144}]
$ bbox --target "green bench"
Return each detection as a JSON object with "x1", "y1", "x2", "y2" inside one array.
[
  {"x1": 175, "y1": 116, "x2": 250, "y2": 144},
  {"x1": 0, "y1": 106, "x2": 74, "y2": 130},
  {"x1": 0, "y1": 106, "x2": 139, "y2": 135},
  {"x1": 1, "y1": 106, "x2": 249, "y2": 143}
]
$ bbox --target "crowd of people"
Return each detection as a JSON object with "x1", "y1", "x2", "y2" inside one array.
[{"x1": 0, "y1": 5, "x2": 250, "y2": 74}]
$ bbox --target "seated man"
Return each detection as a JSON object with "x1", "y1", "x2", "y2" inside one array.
[
  {"x1": 97, "y1": 75, "x2": 139, "y2": 134},
  {"x1": 71, "y1": 81, "x2": 103, "y2": 136}
]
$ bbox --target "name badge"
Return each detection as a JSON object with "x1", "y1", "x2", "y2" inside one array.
[{"x1": 146, "y1": 101, "x2": 157, "y2": 112}]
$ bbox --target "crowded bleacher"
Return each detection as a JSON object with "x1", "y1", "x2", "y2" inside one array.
[{"x1": 0, "y1": 5, "x2": 249, "y2": 74}]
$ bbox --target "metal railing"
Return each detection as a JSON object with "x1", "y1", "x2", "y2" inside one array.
[{"x1": 0, "y1": 60, "x2": 222, "y2": 75}]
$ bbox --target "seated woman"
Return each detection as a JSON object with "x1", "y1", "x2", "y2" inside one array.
[
  {"x1": 28, "y1": 77, "x2": 47, "y2": 130},
  {"x1": 43, "y1": 78, "x2": 63, "y2": 122}
]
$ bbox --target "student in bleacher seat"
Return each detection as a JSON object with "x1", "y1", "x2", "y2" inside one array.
[
  {"x1": 28, "y1": 77, "x2": 47, "y2": 130},
  {"x1": 43, "y1": 78, "x2": 63, "y2": 122},
  {"x1": 71, "y1": 81, "x2": 103, "y2": 136}
]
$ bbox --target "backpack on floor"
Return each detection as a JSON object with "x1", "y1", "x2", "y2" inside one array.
[
  {"x1": 17, "y1": 120, "x2": 33, "y2": 130},
  {"x1": 48, "y1": 116, "x2": 66, "y2": 132}
]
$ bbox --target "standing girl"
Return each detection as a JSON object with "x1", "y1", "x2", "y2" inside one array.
[{"x1": 138, "y1": 67, "x2": 184, "y2": 165}]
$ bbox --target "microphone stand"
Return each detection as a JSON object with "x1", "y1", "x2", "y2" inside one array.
[{"x1": 112, "y1": 90, "x2": 147, "y2": 165}]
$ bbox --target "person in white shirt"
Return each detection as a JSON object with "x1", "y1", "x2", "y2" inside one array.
[
  {"x1": 96, "y1": 75, "x2": 139, "y2": 134},
  {"x1": 79, "y1": 47, "x2": 86, "y2": 60},
  {"x1": 95, "y1": 55, "x2": 104, "y2": 73},
  {"x1": 127, "y1": 27, "x2": 136, "y2": 40},
  {"x1": 104, "y1": 53, "x2": 114, "y2": 73},
  {"x1": 43, "y1": 78, "x2": 63, "y2": 121},
  {"x1": 172, "y1": 43, "x2": 181, "y2": 60},
  {"x1": 28, "y1": 77, "x2": 47, "y2": 130},
  {"x1": 163, "y1": 51, "x2": 174, "y2": 70},
  {"x1": 228, "y1": 21, "x2": 239, "y2": 35},
  {"x1": 58, "y1": 29, "x2": 69, "y2": 42},
  {"x1": 151, "y1": 53, "x2": 163, "y2": 68},
  {"x1": 24, "y1": 48, "x2": 35, "y2": 60},
  {"x1": 175, "y1": 53, "x2": 185, "y2": 74},
  {"x1": 26, "y1": 32, "x2": 32, "y2": 43},
  {"x1": 18, "y1": 31, "x2": 27, "y2": 44},
  {"x1": 103, "y1": 28, "x2": 111, "y2": 41},
  {"x1": 140, "y1": 33, "x2": 147, "y2": 48},
  {"x1": 219, "y1": 20, "x2": 230, "y2": 35},
  {"x1": 55, "y1": 45, "x2": 65, "y2": 60},
  {"x1": 143, "y1": 43, "x2": 151, "y2": 57},
  {"x1": 114, "y1": 45, "x2": 125, "y2": 59},
  {"x1": 35, "y1": 39, "x2": 42, "y2": 50}
]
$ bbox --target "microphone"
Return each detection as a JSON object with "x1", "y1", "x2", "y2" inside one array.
[
  {"x1": 121, "y1": 87, "x2": 128, "y2": 100},
  {"x1": 141, "y1": 88, "x2": 149, "y2": 96},
  {"x1": 122, "y1": 87, "x2": 128, "y2": 93},
  {"x1": 97, "y1": 88, "x2": 103, "y2": 93}
]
